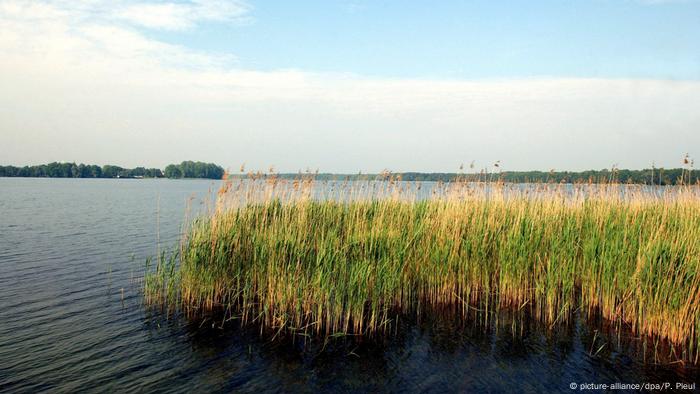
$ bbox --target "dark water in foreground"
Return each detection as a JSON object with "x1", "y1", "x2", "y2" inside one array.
[{"x1": 0, "y1": 178, "x2": 697, "y2": 393}]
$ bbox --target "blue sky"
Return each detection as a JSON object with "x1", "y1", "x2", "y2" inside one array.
[
  {"x1": 155, "y1": 1, "x2": 700, "y2": 79},
  {"x1": 0, "y1": 1, "x2": 699, "y2": 172}
]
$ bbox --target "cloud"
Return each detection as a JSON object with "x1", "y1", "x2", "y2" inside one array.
[
  {"x1": 0, "y1": 0, "x2": 250, "y2": 32},
  {"x1": 0, "y1": 0, "x2": 698, "y2": 172},
  {"x1": 0, "y1": 0, "x2": 236, "y2": 71},
  {"x1": 114, "y1": 0, "x2": 250, "y2": 30}
]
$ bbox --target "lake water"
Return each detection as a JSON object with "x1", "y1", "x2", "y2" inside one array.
[{"x1": 0, "y1": 178, "x2": 697, "y2": 393}]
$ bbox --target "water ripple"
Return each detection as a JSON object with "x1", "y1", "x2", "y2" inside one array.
[{"x1": 0, "y1": 178, "x2": 696, "y2": 393}]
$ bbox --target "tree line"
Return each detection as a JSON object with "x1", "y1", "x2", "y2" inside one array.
[
  {"x1": 163, "y1": 161, "x2": 225, "y2": 179},
  {"x1": 268, "y1": 168, "x2": 699, "y2": 185},
  {"x1": 2, "y1": 162, "x2": 697, "y2": 184},
  {"x1": 397, "y1": 168, "x2": 699, "y2": 185},
  {"x1": 0, "y1": 161, "x2": 224, "y2": 179}
]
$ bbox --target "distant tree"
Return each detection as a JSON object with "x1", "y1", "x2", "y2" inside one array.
[
  {"x1": 140, "y1": 168, "x2": 162, "y2": 178},
  {"x1": 89, "y1": 165, "x2": 102, "y2": 178},
  {"x1": 77, "y1": 164, "x2": 89, "y2": 178},
  {"x1": 101, "y1": 165, "x2": 124, "y2": 178},
  {"x1": 130, "y1": 167, "x2": 146, "y2": 177},
  {"x1": 163, "y1": 161, "x2": 223, "y2": 179},
  {"x1": 70, "y1": 163, "x2": 80, "y2": 178},
  {"x1": 164, "y1": 164, "x2": 183, "y2": 178}
]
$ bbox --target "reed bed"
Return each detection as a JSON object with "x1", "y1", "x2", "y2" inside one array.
[{"x1": 145, "y1": 175, "x2": 700, "y2": 363}]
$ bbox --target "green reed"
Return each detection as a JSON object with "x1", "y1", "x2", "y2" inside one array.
[{"x1": 145, "y1": 176, "x2": 700, "y2": 363}]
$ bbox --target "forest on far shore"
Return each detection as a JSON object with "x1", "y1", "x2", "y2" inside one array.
[
  {"x1": 0, "y1": 161, "x2": 224, "y2": 179},
  {"x1": 267, "y1": 168, "x2": 699, "y2": 186},
  {"x1": 1, "y1": 162, "x2": 698, "y2": 185}
]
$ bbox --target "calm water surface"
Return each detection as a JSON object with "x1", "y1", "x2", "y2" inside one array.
[{"x1": 0, "y1": 178, "x2": 697, "y2": 393}]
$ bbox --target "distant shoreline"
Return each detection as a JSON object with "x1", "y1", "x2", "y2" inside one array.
[
  {"x1": 241, "y1": 169, "x2": 699, "y2": 186},
  {"x1": 0, "y1": 161, "x2": 224, "y2": 180},
  {"x1": 1, "y1": 161, "x2": 698, "y2": 185}
]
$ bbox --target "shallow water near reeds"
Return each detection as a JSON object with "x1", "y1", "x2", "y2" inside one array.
[{"x1": 1, "y1": 178, "x2": 697, "y2": 393}]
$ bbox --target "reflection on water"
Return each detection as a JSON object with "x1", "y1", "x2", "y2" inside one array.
[
  {"x1": 0, "y1": 178, "x2": 697, "y2": 393},
  {"x1": 141, "y1": 307, "x2": 697, "y2": 393}
]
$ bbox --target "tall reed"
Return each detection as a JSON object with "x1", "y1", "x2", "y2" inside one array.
[{"x1": 145, "y1": 175, "x2": 700, "y2": 363}]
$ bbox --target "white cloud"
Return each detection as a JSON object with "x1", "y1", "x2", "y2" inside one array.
[
  {"x1": 0, "y1": 0, "x2": 698, "y2": 172},
  {"x1": 0, "y1": 0, "x2": 250, "y2": 32},
  {"x1": 114, "y1": 0, "x2": 250, "y2": 30}
]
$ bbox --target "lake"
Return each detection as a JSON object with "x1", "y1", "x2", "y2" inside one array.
[{"x1": 0, "y1": 178, "x2": 697, "y2": 393}]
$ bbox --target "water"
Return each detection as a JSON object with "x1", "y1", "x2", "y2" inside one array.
[{"x1": 0, "y1": 178, "x2": 697, "y2": 393}]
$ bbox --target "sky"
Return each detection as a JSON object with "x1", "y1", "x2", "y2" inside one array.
[{"x1": 1, "y1": 0, "x2": 699, "y2": 172}]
